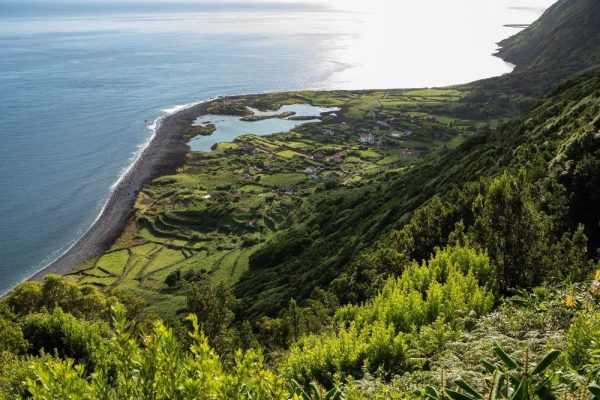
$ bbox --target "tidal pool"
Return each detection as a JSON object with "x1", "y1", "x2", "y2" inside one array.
[{"x1": 187, "y1": 103, "x2": 340, "y2": 151}]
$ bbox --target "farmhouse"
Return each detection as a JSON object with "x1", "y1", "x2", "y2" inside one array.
[
  {"x1": 359, "y1": 133, "x2": 375, "y2": 144},
  {"x1": 304, "y1": 166, "x2": 317, "y2": 175}
]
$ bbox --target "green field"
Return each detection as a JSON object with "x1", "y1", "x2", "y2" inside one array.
[{"x1": 70, "y1": 88, "x2": 499, "y2": 317}]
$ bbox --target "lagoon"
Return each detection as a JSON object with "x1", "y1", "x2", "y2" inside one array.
[{"x1": 188, "y1": 104, "x2": 339, "y2": 151}]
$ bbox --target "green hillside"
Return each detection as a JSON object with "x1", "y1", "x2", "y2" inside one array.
[
  {"x1": 236, "y1": 71, "x2": 600, "y2": 317},
  {"x1": 497, "y1": 0, "x2": 600, "y2": 73},
  {"x1": 461, "y1": 0, "x2": 600, "y2": 117},
  {"x1": 1, "y1": 0, "x2": 600, "y2": 398}
]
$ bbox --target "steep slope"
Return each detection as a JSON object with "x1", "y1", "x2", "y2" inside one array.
[
  {"x1": 458, "y1": 0, "x2": 600, "y2": 117},
  {"x1": 236, "y1": 71, "x2": 600, "y2": 317},
  {"x1": 497, "y1": 0, "x2": 600, "y2": 73}
]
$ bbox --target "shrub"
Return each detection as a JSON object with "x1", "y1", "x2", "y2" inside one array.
[
  {"x1": 566, "y1": 310, "x2": 600, "y2": 371},
  {"x1": 26, "y1": 308, "x2": 287, "y2": 399},
  {"x1": 21, "y1": 308, "x2": 108, "y2": 372},
  {"x1": 283, "y1": 245, "x2": 496, "y2": 387},
  {"x1": 3, "y1": 275, "x2": 114, "y2": 320},
  {"x1": 0, "y1": 315, "x2": 28, "y2": 354},
  {"x1": 472, "y1": 173, "x2": 551, "y2": 290}
]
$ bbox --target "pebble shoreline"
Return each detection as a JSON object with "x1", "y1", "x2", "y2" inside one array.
[{"x1": 29, "y1": 101, "x2": 210, "y2": 281}]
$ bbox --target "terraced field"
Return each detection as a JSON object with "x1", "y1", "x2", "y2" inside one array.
[{"x1": 69, "y1": 89, "x2": 502, "y2": 316}]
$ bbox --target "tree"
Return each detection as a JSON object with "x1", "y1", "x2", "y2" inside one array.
[
  {"x1": 472, "y1": 173, "x2": 550, "y2": 291},
  {"x1": 3, "y1": 275, "x2": 115, "y2": 320},
  {"x1": 21, "y1": 308, "x2": 107, "y2": 372},
  {"x1": 184, "y1": 278, "x2": 238, "y2": 353},
  {"x1": 0, "y1": 314, "x2": 27, "y2": 354}
]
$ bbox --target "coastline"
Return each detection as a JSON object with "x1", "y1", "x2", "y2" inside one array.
[{"x1": 29, "y1": 101, "x2": 210, "y2": 282}]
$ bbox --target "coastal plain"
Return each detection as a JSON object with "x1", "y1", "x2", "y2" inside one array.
[{"x1": 63, "y1": 88, "x2": 508, "y2": 316}]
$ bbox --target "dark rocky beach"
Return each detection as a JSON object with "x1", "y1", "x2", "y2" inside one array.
[{"x1": 30, "y1": 102, "x2": 210, "y2": 280}]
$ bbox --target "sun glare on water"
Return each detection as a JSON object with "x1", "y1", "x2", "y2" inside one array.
[{"x1": 308, "y1": 0, "x2": 556, "y2": 88}]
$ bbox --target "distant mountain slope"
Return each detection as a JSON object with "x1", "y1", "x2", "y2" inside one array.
[
  {"x1": 458, "y1": 0, "x2": 600, "y2": 117},
  {"x1": 497, "y1": 0, "x2": 600, "y2": 74}
]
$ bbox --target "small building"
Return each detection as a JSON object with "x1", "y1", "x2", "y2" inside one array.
[
  {"x1": 321, "y1": 128, "x2": 335, "y2": 136},
  {"x1": 312, "y1": 152, "x2": 325, "y2": 161},
  {"x1": 359, "y1": 133, "x2": 376, "y2": 144},
  {"x1": 304, "y1": 166, "x2": 317, "y2": 175}
]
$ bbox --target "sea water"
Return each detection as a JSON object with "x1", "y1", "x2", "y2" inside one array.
[{"x1": 0, "y1": 0, "x2": 555, "y2": 293}]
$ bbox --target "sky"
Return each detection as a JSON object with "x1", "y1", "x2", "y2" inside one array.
[{"x1": 0, "y1": 0, "x2": 554, "y2": 14}]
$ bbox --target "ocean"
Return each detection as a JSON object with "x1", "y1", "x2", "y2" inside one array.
[{"x1": 0, "y1": 0, "x2": 555, "y2": 293}]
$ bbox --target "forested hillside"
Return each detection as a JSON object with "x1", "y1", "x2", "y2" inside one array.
[
  {"x1": 1, "y1": 0, "x2": 600, "y2": 398},
  {"x1": 235, "y1": 0, "x2": 600, "y2": 316}
]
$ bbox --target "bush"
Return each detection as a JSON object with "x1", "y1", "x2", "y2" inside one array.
[
  {"x1": 26, "y1": 308, "x2": 287, "y2": 399},
  {"x1": 566, "y1": 310, "x2": 600, "y2": 371},
  {"x1": 0, "y1": 315, "x2": 27, "y2": 354},
  {"x1": 283, "y1": 245, "x2": 496, "y2": 387},
  {"x1": 3, "y1": 275, "x2": 114, "y2": 320},
  {"x1": 472, "y1": 173, "x2": 551, "y2": 291},
  {"x1": 0, "y1": 351, "x2": 33, "y2": 399},
  {"x1": 21, "y1": 308, "x2": 108, "y2": 371},
  {"x1": 184, "y1": 279, "x2": 238, "y2": 353},
  {"x1": 283, "y1": 321, "x2": 406, "y2": 388}
]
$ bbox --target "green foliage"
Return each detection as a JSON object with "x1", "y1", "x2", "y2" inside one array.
[
  {"x1": 238, "y1": 71, "x2": 600, "y2": 318},
  {"x1": 544, "y1": 225, "x2": 592, "y2": 282},
  {"x1": 0, "y1": 351, "x2": 32, "y2": 399},
  {"x1": 4, "y1": 3, "x2": 600, "y2": 398},
  {"x1": 283, "y1": 245, "x2": 496, "y2": 387},
  {"x1": 429, "y1": 344, "x2": 561, "y2": 400},
  {"x1": 249, "y1": 227, "x2": 312, "y2": 270},
  {"x1": 339, "y1": 245, "x2": 496, "y2": 332},
  {"x1": 257, "y1": 295, "x2": 334, "y2": 351},
  {"x1": 184, "y1": 277, "x2": 238, "y2": 353},
  {"x1": 472, "y1": 173, "x2": 551, "y2": 291},
  {"x1": 0, "y1": 313, "x2": 27, "y2": 354},
  {"x1": 284, "y1": 320, "x2": 406, "y2": 389},
  {"x1": 566, "y1": 310, "x2": 600, "y2": 371},
  {"x1": 412, "y1": 316, "x2": 460, "y2": 358},
  {"x1": 21, "y1": 308, "x2": 108, "y2": 371},
  {"x1": 497, "y1": 0, "x2": 600, "y2": 74},
  {"x1": 25, "y1": 307, "x2": 287, "y2": 399},
  {"x1": 3, "y1": 275, "x2": 115, "y2": 320}
]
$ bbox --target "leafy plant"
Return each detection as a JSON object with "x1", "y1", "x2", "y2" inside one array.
[{"x1": 425, "y1": 343, "x2": 560, "y2": 400}]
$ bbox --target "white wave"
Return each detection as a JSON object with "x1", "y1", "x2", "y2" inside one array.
[
  {"x1": 161, "y1": 102, "x2": 198, "y2": 115},
  {"x1": 110, "y1": 100, "x2": 202, "y2": 191}
]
